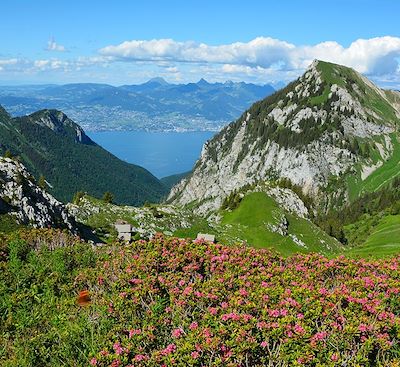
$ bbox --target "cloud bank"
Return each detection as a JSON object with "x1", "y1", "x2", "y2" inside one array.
[
  {"x1": 99, "y1": 36, "x2": 400, "y2": 77},
  {"x1": 1, "y1": 36, "x2": 400, "y2": 86}
]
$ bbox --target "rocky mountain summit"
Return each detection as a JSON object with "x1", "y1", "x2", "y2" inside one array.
[
  {"x1": 169, "y1": 60, "x2": 400, "y2": 214},
  {"x1": 0, "y1": 157, "x2": 76, "y2": 231},
  {"x1": 24, "y1": 109, "x2": 94, "y2": 144}
]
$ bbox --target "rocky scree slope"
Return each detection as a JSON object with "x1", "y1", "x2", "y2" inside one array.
[
  {"x1": 0, "y1": 106, "x2": 167, "y2": 205},
  {"x1": 169, "y1": 60, "x2": 400, "y2": 214},
  {"x1": 0, "y1": 157, "x2": 76, "y2": 231}
]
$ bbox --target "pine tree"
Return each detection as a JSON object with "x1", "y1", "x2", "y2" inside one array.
[
  {"x1": 103, "y1": 191, "x2": 114, "y2": 204},
  {"x1": 73, "y1": 191, "x2": 85, "y2": 205},
  {"x1": 4, "y1": 150, "x2": 13, "y2": 159},
  {"x1": 38, "y1": 175, "x2": 46, "y2": 190}
]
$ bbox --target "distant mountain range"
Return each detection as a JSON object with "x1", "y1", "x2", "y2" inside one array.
[
  {"x1": 0, "y1": 79, "x2": 274, "y2": 132},
  {"x1": 0, "y1": 106, "x2": 167, "y2": 205}
]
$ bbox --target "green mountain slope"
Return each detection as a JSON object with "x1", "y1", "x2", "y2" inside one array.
[
  {"x1": 219, "y1": 192, "x2": 341, "y2": 256},
  {"x1": 345, "y1": 214, "x2": 400, "y2": 257},
  {"x1": 346, "y1": 133, "x2": 400, "y2": 200},
  {"x1": 0, "y1": 107, "x2": 167, "y2": 205},
  {"x1": 174, "y1": 190, "x2": 341, "y2": 256},
  {"x1": 160, "y1": 171, "x2": 191, "y2": 190}
]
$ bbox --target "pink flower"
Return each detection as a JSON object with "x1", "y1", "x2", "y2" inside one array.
[
  {"x1": 134, "y1": 354, "x2": 147, "y2": 361},
  {"x1": 331, "y1": 353, "x2": 339, "y2": 362},
  {"x1": 129, "y1": 329, "x2": 141, "y2": 338},
  {"x1": 113, "y1": 342, "x2": 124, "y2": 355},
  {"x1": 359, "y1": 324, "x2": 369, "y2": 333},
  {"x1": 312, "y1": 331, "x2": 328, "y2": 341},
  {"x1": 129, "y1": 278, "x2": 142, "y2": 285},
  {"x1": 172, "y1": 328, "x2": 183, "y2": 338},
  {"x1": 90, "y1": 358, "x2": 97, "y2": 366},
  {"x1": 191, "y1": 351, "x2": 200, "y2": 359},
  {"x1": 319, "y1": 287, "x2": 328, "y2": 296},
  {"x1": 189, "y1": 321, "x2": 198, "y2": 330},
  {"x1": 280, "y1": 308, "x2": 288, "y2": 316},
  {"x1": 294, "y1": 323, "x2": 305, "y2": 335},
  {"x1": 269, "y1": 309, "x2": 280, "y2": 317},
  {"x1": 239, "y1": 288, "x2": 248, "y2": 297},
  {"x1": 161, "y1": 343, "x2": 176, "y2": 355},
  {"x1": 260, "y1": 341, "x2": 268, "y2": 348}
]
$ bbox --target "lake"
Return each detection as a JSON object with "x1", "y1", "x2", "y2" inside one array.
[{"x1": 88, "y1": 131, "x2": 216, "y2": 178}]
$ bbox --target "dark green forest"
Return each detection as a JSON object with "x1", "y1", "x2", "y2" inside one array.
[{"x1": 0, "y1": 107, "x2": 167, "y2": 205}]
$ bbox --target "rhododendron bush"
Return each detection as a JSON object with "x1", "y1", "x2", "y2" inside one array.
[
  {"x1": 86, "y1": 234, "x2": 400, "y2": 367},
  {"x1": 1, "y1": 230, "x2": 399, "y2": 366}
]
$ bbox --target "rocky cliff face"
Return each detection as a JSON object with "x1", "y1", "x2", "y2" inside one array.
[
  {"x1": 24, "y1": 109, "x2": 95, "y2": 144},
  {"x1": 169, "y1": 60, "x2": 400, "y2": 214},
  {"x1": 0, "y1": 157, "x2": 77, "y2": 231}
]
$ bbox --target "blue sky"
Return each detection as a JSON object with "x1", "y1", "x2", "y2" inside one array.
[{"x1": 1, "y1": 0, "x2": 400, "y2": 86}]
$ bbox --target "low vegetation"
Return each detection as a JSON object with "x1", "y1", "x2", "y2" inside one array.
[{"x1": 0, "y1": 231, "x2": 399, "y2": 366}]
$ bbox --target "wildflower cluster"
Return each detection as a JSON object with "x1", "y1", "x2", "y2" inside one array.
[{"x1": 89, "y1": 234, "x2": 400, "y2": 366}]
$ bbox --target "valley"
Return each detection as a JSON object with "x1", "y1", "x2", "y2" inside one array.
[
  {"x1": 1, "y1": 59, "x2": 400, "y2": 366},
  {"x1": 2, "y1": 60, "x2": 400, "y2": 256},
  {"x1": 2, "y1": 1, "x2": 400, "y2": 365}
]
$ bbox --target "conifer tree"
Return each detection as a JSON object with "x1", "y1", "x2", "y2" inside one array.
[{"x1": 38, "y1": 175, "x2": 46, "y2": 190}]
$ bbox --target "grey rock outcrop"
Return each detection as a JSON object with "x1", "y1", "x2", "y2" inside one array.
[{"x1": 0, "y1": 157, "x2": 77, "y2": 232}]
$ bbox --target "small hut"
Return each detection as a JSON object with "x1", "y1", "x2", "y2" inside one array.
[
  {"x1": 115, "y1": 220, "x2": 133, "y2": 241},
  {"x1": 196, "y1": 233, "x2": 215, "y2": 242}
]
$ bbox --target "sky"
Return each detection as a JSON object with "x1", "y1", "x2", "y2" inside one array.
[{"x1": 1, "y1": 0, "x2": 400, "y2": 87}]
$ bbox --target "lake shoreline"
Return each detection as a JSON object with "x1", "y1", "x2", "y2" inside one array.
[{"x1": 88, "y1": 130, "x2": 215, "y2": 178}]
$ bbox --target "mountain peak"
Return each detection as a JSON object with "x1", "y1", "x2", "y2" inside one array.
[
  {"x1": 0, "y1": 105, "x2": 11, "y2": 121},
  {"x1": 197, "y1": 78, "x2": 210, "y2": 86},
  {"x1": 169, "y1": 60, "x2": 400, "y2": 215},
  {"x1": 26, "y1": 109, "x2": 94, "y2": 144},
  {"x1": 29, "y1": 109, "x2": 71, "y2": 130},
  {"x1": 146, "y1": 77, "x2": 169, "y2": 85}
]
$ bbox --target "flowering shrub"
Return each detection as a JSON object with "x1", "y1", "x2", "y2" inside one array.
[
  {"x1": 88, "y1": 234, "x2": 400, "y2": 366},
  {"x1": 1, "y1": 231, "x2": 399, "y2": 366}
]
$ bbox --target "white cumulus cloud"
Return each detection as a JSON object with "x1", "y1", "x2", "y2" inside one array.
[
  {"x1": 99, "y1": 37, "x2": 294, "y2": 69},
  {"x1": 46, "y1": 38, "x2": 66, "y2": 52},
  {"x1": 99, "y1": 36, "x2": 400, "y2": 76},
  {"x1": 1, "y1": 37, "x2": 400, "y2": 87}
]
